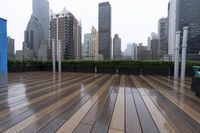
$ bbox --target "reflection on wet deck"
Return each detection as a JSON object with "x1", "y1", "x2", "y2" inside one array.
[{"x1": 0, "y1": 72, "x2": 199, "y2": 133}]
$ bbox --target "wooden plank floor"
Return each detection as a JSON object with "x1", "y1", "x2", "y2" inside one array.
[{"x1": 0, "y1": 72, "x2": 199, "y2": 133}]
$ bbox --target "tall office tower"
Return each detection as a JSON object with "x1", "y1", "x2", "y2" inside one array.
[
  {"x1": 7, "y1": 37, "x2": 15, "y2": 60},
  {"x1": 24, "y1": 0, "x2": 49, "y2": 59},
  {"x1": 169, "y1": 0, "x2": 200, "y2": 60},
  {"x1": 49, "y1": 8, "x2": 82, "y2": 60},
  {"x1": 98, "y1": 2, "x2": 112, "y2": 60},
  {"x1": 113, "y1": 34, "x2": 121, "y2": 60},
  {"x1": 158, "y1": 17, "x2": 169, "y2": 59},
  {"x1": 178, "y1": 0, "x2": 200, "y2": 60},
  {"x1": 151, "y1": 38, "x2": 160, "y2": 60},
  {"x1": 83, "y1": 34, "x2": 90, "y2": 60},
  {"x1": 0, "y1": 18, "x2": 7, "y2": 73},
  {"x1": 89, "y1": 27, "x2": 99, "y2": 60}
]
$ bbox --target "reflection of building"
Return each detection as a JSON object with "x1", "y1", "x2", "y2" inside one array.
[
  {"x1": 49, "y1": 8, "x2": 82, "y2": 60},
  {"x1": 89, "y1": 27, "x2": 98, "y2": 60},
  {"x1": 158, "y1": 17, "x2": 168, "y2": 59},
  {"x1": 98, "y1": 2, "x2": 112, "y2": 60},
  {"x1": 7, "y1": 36, "x2": 15, "y2": 60},
  {"x1": 0, "y1": 18, "x2": 7, "y2": 73},
  {"x1": 23, "y1": 0, "x2": 49, "y2": 60},
  {"x1": 113, "y1": 34, "x2": 121, "y2": 60}
]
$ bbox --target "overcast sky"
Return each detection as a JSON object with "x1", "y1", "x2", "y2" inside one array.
[{"x1": 0, "y1": 0, "x2": 169, "y2": 51}]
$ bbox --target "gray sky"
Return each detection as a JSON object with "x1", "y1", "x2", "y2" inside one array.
[{"x1": 0, "y1": 0, "x2": 169, "y2": 51}]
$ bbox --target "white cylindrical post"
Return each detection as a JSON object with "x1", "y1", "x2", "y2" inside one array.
[
  {"x1": 174, "y1": 31, "x2": 181, "y2": 79},
  {"x1": 52, "y1": 39, "x2": 56, "y2": 73},
  {"x1": 181, "y1": 26, "x2": 189, "y2": 80},
  {"x1": 58, "y1": 40, "x2": 62, "y2": 74}
]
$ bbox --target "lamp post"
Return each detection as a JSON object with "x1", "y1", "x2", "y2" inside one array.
[
  {"x1": 174, "y1": 31, "x2": 181, "y2": 79},
  {"x1": 181, "y1": 26, "x2": 189, "y2": 80}
]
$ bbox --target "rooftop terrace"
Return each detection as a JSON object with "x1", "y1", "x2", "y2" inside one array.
[{"x1": 0, "y1": 72, "x2": 199, "y2": 133}]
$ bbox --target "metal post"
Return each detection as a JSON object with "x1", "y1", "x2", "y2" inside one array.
[
  {"x1": 174, "y1": 31, "x2": 181, "y2": 79},
  {"x1": 58, "y1": 40, "x2": 62, "y2": 74},
  {"x1": 52, "y1": 39, "x2": 56, "y2": 73},
  {"x1": 181, "y1": 26, "x2": 189, "y2": 80}
]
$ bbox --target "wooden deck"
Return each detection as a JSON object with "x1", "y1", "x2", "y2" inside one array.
[{"x1": 0, "y1": 72, "x2": 199, "y2": 133}]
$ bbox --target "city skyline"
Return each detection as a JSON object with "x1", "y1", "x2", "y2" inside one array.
[{"x1": 0, "y1": 0, "x2": 169, "y2": 52}]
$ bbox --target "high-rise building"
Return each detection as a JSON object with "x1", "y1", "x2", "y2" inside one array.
[
  {"x1": 124, "y1": 43, "x2": 137, "y2": 60},
  {"x1": 137, "y1": 43, "x2": 151, "y2": 60},
  {"x1": 169, "y1": 0, "x2": 200, "y2": 60},
  {"x1": 113, "y1": 34, "x2": 121, "y2": 60},
  {"x1": 83, "y1": 34, "x2": 90, "y2": 60},
  {"x1": 23, "y1": 0, "x2": 49, "y2": 60},
  {"x1": 98, "y1": 2, "x2": 112, "y2": 60},
  {"x1": 0, "y1": 18, "x2": 7, "y2": 73},
  {"x1": 151, "y1": 39, "x2": 160, "y2": 60},
  {"x1": 89, "y1": 27, "x2": 99, "y2": 60},
  {"x1": 158, "y1": 18, "x2": 168, "y2": 59},
  {"x1": 49, "y1": 8, "x2": 82, "y2": 60},
  {"x1": 7, "y1": 37, "x2": 15, "y2": 60}
]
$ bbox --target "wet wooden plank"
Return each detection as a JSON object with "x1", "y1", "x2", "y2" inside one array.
[
  {"x1": 146, "y1": 76, "x2": 200, "y2": 122},
  {"x1": 4, "y1": 75, "x2": 108, "y2": 133},
  {"x1": 37, "y1": 75, "x2": 111, "y2": 133},
  {"x1": 141, "y1": 76, "x2": 200, "y2": 133},
  {"x1": 0, "y1": 75, "x2": 103, "y2": 132},
  {"x1": 73, "y1": 76, "x2": 119, "y2": 133},
  {"x1": 56, "y1": 76, "x2": 115, "y2": 133},
  {"x1": 151, "y1": 76, "x2": 200, "y2": 105},
  {"x1": 0, "y1": 74, "x2": 93, "y2": 118},
  {"x1": 108, "y1": 75, "x2": 125, "y2": 133},
  {"x1": 90, "y1": 76, "x2": 120, "y2": 133},
  {"x1": 128, "y1": 76, "x2": 159, "y2": 133},
  {"x1": 125, "y1": 78, "x2": 142, "y2": 133}
]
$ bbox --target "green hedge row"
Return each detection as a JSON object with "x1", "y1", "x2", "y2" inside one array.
[{"x1": 8, "y1": 60, "x2": 200, "y2": 69}]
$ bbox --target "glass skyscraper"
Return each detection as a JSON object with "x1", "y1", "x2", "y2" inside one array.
[
  {"x1": 98, "y1": 2, "x2": 111, "y2": 60},
  {"x1": 177, "y1": 0, "x2": 200, "y2": 60},
  {"x1": 0, "y1": 18, "x2": 7, "y2": 73}
]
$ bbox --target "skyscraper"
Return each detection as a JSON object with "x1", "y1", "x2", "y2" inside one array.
[
  {"x1": 83, "y1": 34, "x2": 90, "y2": 60},
  {"x1": 7, "y1": 37, "x2": 15, "y2": 60},
  {"x1": 168, "y1": 0, "x2": 200, "y2": 60},
  {"x1": 178, "y1": 0, "x2": 200, "y2": 60},
  {"x1": 49, "y1": 8, "x2": 82, "y2": 60},
  {"x1": 24, "y1": 0, "x2": 49, "y2": 59},
  {"x1": 89, "y1": 27, "x2": 99, "y2": 60},
  {"x1": 98, "y1": 2, "x2": 112, "y2": 60},
  {"x1": 113, "y1": 34, "x2": 121, "y2": 60},
  {"x1": 0, "y1": 18, "x2": 7, "y2": 73},
  {"x1": 158, "y1": 18, "x2": 168, "y2": 59}
]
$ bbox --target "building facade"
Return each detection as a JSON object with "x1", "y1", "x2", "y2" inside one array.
[
  {"x1": 168, "y1": 0, "x2": 200, "y2": 60},
  {"x1": 158, "y1": 17, "x2": 168, "y2": 59},
  {"x1": 89, "y1": 27, "x2": 99, "y2": 60},
  {"x1": 0, "y1": 18, "x2": 7, "y2": 73},
  {"x1": 124, "y1": 43, "x2": 137, "y2": 60},
  {"x1": 7, "y1": 36, "x2": 15, "y2": 60},
  {"x1": 49, "y1": 8, "x2": 82, "y2": 60},
  {"x1": 23, "y1": 0, "x2": 49, "y2": 60},
  {"x1": 113, "y1": 34, "x2": 121, "y2": 60},
  {"x1": 178, "y1": 0, "x2": 200, "y2": 60},
  {"x1": 98, "y1": 2, "x2": 112, "y2": 60},
  {"x1": 83, "y1": 34, "x2": 90, "y2": 60}
]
